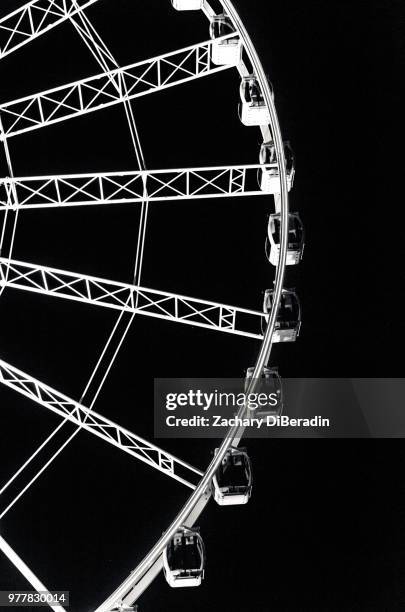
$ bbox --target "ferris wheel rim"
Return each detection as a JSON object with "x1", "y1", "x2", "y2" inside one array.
[{"x1": 93, "y1": 1, "x2": 291, "y2": 610}]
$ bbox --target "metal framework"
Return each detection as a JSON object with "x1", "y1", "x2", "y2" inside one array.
[
  {"x1": 0, "y1": 165, "x2": 275, "y2": 209},
  {"x1": 0, "y1": 536, "x2": 67, "y2": 612},
  {"x1": 0, "y1": 34, "x2": 237, "y2": 139},
  {"x1": 0, "y1": 0, "x2": 296, "y2": 610},
  {"x1": 0, "y1": 258, "x2": 266, "y2": 339},
  {"x1": 0, "y1": 0, "x2": 99, "y2": 61},
  {"x1": 0, "y1": 358, "x2": 202, "y2": 489},
  {"x1": 93, "y1": 2, "x2": 292, "y2": 610}
]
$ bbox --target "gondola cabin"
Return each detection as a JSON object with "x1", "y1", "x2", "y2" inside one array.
[
  {"x1": 163, "y1": 527, "x2": 206, "y2": 588},
  {"x1": 239, "y1": 76, "x2": 270, "y2": 126},
  {"x1": 266, "y1": 213, "x2": 305, "y2": 266},
  {"x1": 213, "y1": 448, "x2": 252, "y2": 506},
  {"x1": 245, "y1": 366, "x2": 283, "y2": 417},
  {"x1": 171, "y1": 0, "x2": 202, "y2": 10},
  {"x1": 263, "y1": 289, "x2": 301, "y2": 342},
  {"x1": 210, "y1": 14, "x2": 242, "y2": 66},
  {"x1": 259, "y1": 141, "x2": 296, "y2": 193}
]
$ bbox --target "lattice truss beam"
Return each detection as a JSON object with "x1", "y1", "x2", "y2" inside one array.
[
  {"x1": 0, "y1": 358, "x2": 202, "y2": 489},
  {"x1": 0, "y1": 0, "x2": 99, "y2": 61},
  {"x1": 0, "y1": 259, "x2": 266, "y2": 339},
  {"x1": 0, "y1": 164, "x2": 275, "y2": 209},
  {"x1": 0, "y1": 35, "x2": 237, "y2": 138}
]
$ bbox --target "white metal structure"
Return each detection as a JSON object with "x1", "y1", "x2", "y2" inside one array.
[
  {"x1": 0, "y1": 0, "x2": 302, "y2": 609},
  {"x1": 0, "y1": 165, "x2": 277, "y2": 209},
  {"x1": 0, "y1": 35, "x2": 239, "y2": 139},
  {"x1": 0, "y1": 536, "x2": 66, "y2": 612},
  {"x1": 0, "y1": 258, "x2": 267, "y2": 340},
  {"x1": 0, "y1": 0, "x2": 99, "y2": 60},
  {"x1": 0, "y1": 359, "x2": 203, "y2": 490}
]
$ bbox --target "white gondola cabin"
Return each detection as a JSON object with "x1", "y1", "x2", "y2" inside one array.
[
  {"x1": 245, "y1": 366, "x2": 283, "y2": 417},
  {"x1": 266, "y1": 213, "x2": 305, "y2": 266},
  {"x1": 210, "y1": 14, "x2": 242, "y2": 66},
  {"x1": 163, "y1": 527, "x2": 205, "y2": 588},
  {"x1": 213, "y1": 447, "x2": 252, "y2": 506},
  {"x1": 263, "y1": 289, "x2": 301, "y2": 343},
  {"x1": 239, "y1": 76, "x2": 270, "y2": 126},
  {"x1": 259, "y1": 141, "x2": 296, "y2": 193},
  {"x1": 171, "y1": 0, "x2": 202, "y2": 10}
]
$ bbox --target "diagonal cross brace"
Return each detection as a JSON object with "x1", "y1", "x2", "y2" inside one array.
[{"x1": 0, "y1": 357, "x2": 202, "y2": 489}]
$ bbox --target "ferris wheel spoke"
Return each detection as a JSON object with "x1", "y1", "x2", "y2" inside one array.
[
  {"x1": 0, "y1": 258, "x2": 265, "y2": 339},
  {"x1": 68, "y1": 3, "x2": 147, "y2": 173},
  {"x1": 0, "y1": 358, "x2": 202, "y2": 490},
  {"x1": 0, "y1": 164, "x2": 280, "y2": 209},
  {"x1": 67, "y1": 1, "x2": 151, "y2": 283},
  {"x1": 69, "y1": 2, "x2": 118, "y2": 74},
  {"x1": 0, "y1": 35, "x2": 238, "y2": 139},
  {"x1": 0, "y1": 536, "x2": 67, "y2": 612},
  {"x1": 0, "y1": 0, "x2": 99, "y2": 61}
]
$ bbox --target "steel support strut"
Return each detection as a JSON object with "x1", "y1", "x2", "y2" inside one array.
[
  {"x1": 0, "y1": 35, "x2": 238, "y2": 139},
  {"x1": 0, "y1": 258, "x2": 266, "y2": 339},
  {"x1": 0, "y1": 0, "x2": 100, "y2": 61},
  {"x1": 0, "y1": 535, "x2": 67, "y2": 612},
  {"x1": 0, "y1": 165, "x2": 278, "y2": 209},
  {"x1": 0, "y1": 358, "x2": 202, "y2": 489}
]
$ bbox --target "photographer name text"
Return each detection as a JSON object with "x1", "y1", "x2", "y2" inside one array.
[{"x1": 165, "y1": 415, "x2": 330, "y2": 429}]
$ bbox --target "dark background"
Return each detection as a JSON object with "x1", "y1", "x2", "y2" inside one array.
[{"x1": 0, "y1": 0, "x2": 404, "y2": 610}]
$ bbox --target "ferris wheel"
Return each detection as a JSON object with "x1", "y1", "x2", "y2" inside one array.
[{"x1": 0, "y1": 1, "x2": 304, "y2": 610}]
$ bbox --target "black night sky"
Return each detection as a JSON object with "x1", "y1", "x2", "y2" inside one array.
[{"x1": 0, "y1": 1, "x2": 404, "y2": 611}]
